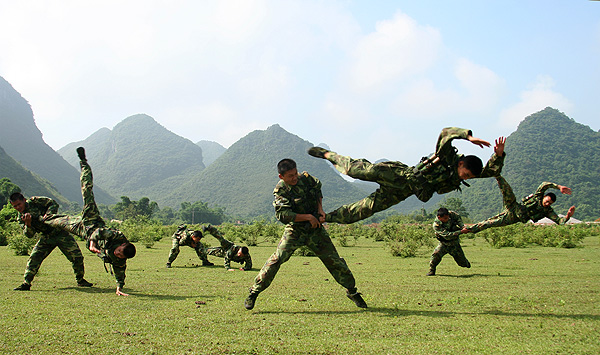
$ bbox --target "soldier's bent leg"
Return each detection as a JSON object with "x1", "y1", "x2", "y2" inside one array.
[
  {"x1": 167, "y1": 239, "x2": 181, "y2": 264},
  {"x1": 496, "y1": 176, "x2": 518, "y2": 210},
  {"x1": 428, "y1": 243, "x2": 447, "y2": 275},
  {"x1": 23, "y1": 238, "x2": 55, "y2": 284},
  {"x1": 449, "y1": 244, "x2": 470, "y2": 268},
  {"x1": 308, "y1": 228, "x2": 356, "y2": 290},
  {"x1": 326, "y1": 187, "x2": 407, "y2": 224},
  {"x1": 56, "y1": 233, "x2": 86, "y2": 281},
  {"x1": 250, "y1": 227, "x2": 302, "y2": 294}
]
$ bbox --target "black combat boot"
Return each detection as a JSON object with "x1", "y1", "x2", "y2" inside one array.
[
  {"x1": 166, "y1": 263, "x2": 172, "y2": 268},
  {"x1": 307, "y1": 147, "x2": 329, "y2": 159},
  {"x1": 245, "y1": 291, "x2": 259, "y2": 310},
  {"x1": 14, "y1": 282, "x2": 31, "y2": 291},
  {"x1": 202, "y1": 260, "x2": 214, "y2": 266},
  {"x1": 346, "y1": 289, "x2": 368, "y2": 308},
  {"x1": 426, "y1": 268, "x2": 436, "y2": 276},
  {"x1": 77, "y1": 279, "x2": 93, "y2": 287},
  {"x1": 76, "y1": 147, "x2": 86, "y2": 161}
]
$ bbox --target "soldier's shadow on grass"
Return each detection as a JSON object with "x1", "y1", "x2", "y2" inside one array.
[
  {"x1": 367, "y1": 307, "x2": 600, "y2": 321},
  {"x1": 435, "y1": 273, "x2": 513, "y2": 278},
  {"x1": 61, "y1": 286, "x2": 205, "y2": 300}
]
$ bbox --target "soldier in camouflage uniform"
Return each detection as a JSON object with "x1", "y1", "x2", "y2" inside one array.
[
  {"x1": 203, "y1": 224, "x2": 252, "y2": 271},
  {"x1": 41, "y1": 147, "x2": 136, "y2": 296},
  {"x1": 9, "y1": 193, "x2": 93, "y2": 291},
  {"x1": 427, "y1": 208, "x2": 471, "y2": 276},
  {"x1": 308, "y1": 129, "x2": 506, "y2": 224},
  {"x1": 166, "y1": 225, "x2": 213, "y2": 268},
  {"x1": 465, "y1": 176, "x2": 576, "y2": 233},
  {"x1": 244, "y1": 159, "x2": 367, "y2": 310}
]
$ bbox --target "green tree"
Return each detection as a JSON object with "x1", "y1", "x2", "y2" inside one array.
[
  {"x1": 0, "y1": 178, "x2": 21, "y2": 206},
  {"x1": 179, "y1": 201, "x2": 226, "y2": 225},
  {"x1": 438, "y1": 197, "x2": 469, "y2": 218}
]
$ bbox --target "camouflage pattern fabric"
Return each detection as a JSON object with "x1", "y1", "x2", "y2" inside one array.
[
  {"x1": 167, "y1": 227, "x2": 210, "y2": 264},
  {"x1": 16, "y1": 197, "x2": 85, "y2": 284},
  {"x1": 204, "y1": 225, "x2": 252, "y2": 270},
  {"x1": 324, "y1": 127, "x2": 505, "y2": 224},
  {"x1": 42, "y1": 160, "x2": 129, "y2": 287},
  {"x1": 468, "y1": 177, "x2": 568, "y2": 233},
  {"x1": 249, "y1": 172, "x2": 356, "y2": 294},
  {"x1": 430, "y1": 211, "x2": 470, "y2": 271}
]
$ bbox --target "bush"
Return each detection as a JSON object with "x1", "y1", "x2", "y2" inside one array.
[
  {"x1": 6, "y1": 222, "x2": 36, "y2": 256},
  {"x1": 381, "y1": 223, "x2": 435, "y2": 257},
  {"x1": 480, "y1": 223, "x2": 587, "y2": 248},
  {"x1": 119, "y1": 216, "x2": 165, "y2": 248}
]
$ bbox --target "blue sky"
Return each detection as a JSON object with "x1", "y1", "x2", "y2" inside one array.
[{"x1": 1, "y1": 1, "x2": 598, "y2": 165}]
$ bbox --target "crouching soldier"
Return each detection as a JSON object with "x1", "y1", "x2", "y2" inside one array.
[
  {"x1": 166, "y1": 225, "x2": 214, "y2": 268},
  {"x1": 203, "y1": 224, "x2": 252, "y2": 271}
]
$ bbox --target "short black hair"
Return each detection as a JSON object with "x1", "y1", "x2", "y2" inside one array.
[
  {"x1": 277, "y1": 159, "x2": 297, "y2": 175},
  {"x1": 9, "y1": 192, "x2": 25, "y2": 202},
  {"x1": 122, "y1": 243, "x2": 136, "y2": 258},
  {"x1": 437, "y1": 207, "x2": 449, "y2": 217},
  {"x1": 459, "y1": 155, "x2": 483, "y2": 176},
  {"x1": 192, "y1": 230, "x2": 203, "y2": 239},
  {"x1": 240, "y1": 246, "x2": 249, "y2": 255},
  {"x1": 545, "y1": 192, "x2": 557, "y2": 202}
]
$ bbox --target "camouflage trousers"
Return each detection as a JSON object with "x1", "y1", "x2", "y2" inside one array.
[
  {"x1": 250, "y1": 224, "x2": 356, "y2": 294},
  {"x1": 43, "y1": 161, "x2": 104, "y2": 244},
  {"x1": 23, "y1": 231, "x2": 85, "y2": 284},
  {"x1": 323, "y1": 152, "x2": 416, "y2": 224},
  {"x1": 468, "y1": 176, "x2": 528, "y2": 233},
  {"x1": 429, "y1": 240, "x2": 470, "y2": 271},
  {"x1": 167, "y1": 238, "x2": 209, "y2": 264}
]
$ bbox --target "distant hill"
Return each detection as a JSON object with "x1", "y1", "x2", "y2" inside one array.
[
  {"x1": 169, "y1": 124, "x2": 368, "y2": 218},
  {"x1": 0, "y1": 145, "x2": 71, "y2": 206},
  {"x1": 449, "y1": 107, "x2": 600, "y2": 221},
  {"x1": 196, "y1": 140, "x2": 226, "y2": 166},
  {"x1": 58, "y1": 114, "x2": 206, "y2": 201},
  {"x1": 0, "y1": 76, "x2": 114, "y2": 205}
]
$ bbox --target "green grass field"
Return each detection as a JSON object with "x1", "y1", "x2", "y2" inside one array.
[{"x1": 1, "y1": 235, "x2": 599, "y2": 354}]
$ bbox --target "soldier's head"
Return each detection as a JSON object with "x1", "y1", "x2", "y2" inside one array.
[
  {"x1": 278, "y1": 158, "x2": 298, "y2": 186},
  {"x1": 457, "y1": 155, "x2": 483, "y2": 180},
  {"x1": 437, "y1": 207, "x2": 450, "y2": 222},
  {"x1": 9, "y1": 192, "x2": 27, "y2": 213},
  {"x1": 237, "y1": 246, "x2": 249, "y2": 257},
  {"x1": 543, "y1": 193, "x2": 557, "y2": 207},
  {"x1": 114, "y1": 242, "x2": 136, "y2": 259},
  {"x1": 192, "y1": 230, "x2": 203, "y2": 243}
]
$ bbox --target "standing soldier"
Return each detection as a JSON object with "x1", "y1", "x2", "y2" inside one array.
[
  {"x1": 41, "y1": 147, "x2": 136, "y2": 296},
  {"x1": 465, "y1": 175, "x2": 576, "y2": 233},
  {"x1": 427, "y1": 208, "x2": 471, "y2": 276},
  {"x1": 9, "y1": 193, "x2": 93, "y2": 291},
  {"x1": 166, "y1": 225, "x2": 214, "y2": 268},
  {"x1": 308, "y1": 130, "x2": 506, "y2": 224},
  {"x1": 203, "y1": 224, "x2": 252, "y2": 271},
  {"x1": 244, "y1": 158, "x2": 367, "y2": 310}
]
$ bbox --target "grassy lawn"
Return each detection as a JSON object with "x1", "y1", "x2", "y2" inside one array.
[{"x1": 1, "y1": 235, "x2": 599, "y2": 354}]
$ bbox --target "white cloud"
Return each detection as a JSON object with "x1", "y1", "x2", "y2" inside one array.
[
  {"x1": 346, "y1": 11, "x2": 441, "y2": 92},
  {"x1": 498, "y1": 75, "x2": 572, "y2": 129}
]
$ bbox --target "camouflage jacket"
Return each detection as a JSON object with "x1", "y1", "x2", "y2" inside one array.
[
  {"x1": 172, "y1": 227, "x2": 202, "y2": 249},
  {"x1": 412, "y1": 127, "x2": 505, "y2": 202},
  {"x1": 432, "y1": 211, "x2": 464, "y2": 243},
  {"x1": 18, "y1": 196, "x2": 66, "y2": 238},
  {"x1": 89, "y1": 228, "x2": 129, "y2": 287},
  {"x1": 521, "y1": 182, "x2": 569, "y2": 224},
  {"x1": 273, "y1": 172, "x2": 323, "y2": 227}
]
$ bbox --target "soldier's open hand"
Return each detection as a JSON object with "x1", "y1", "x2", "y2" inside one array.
[
  {"x1": 467, "y1": 136, "x2": 491, "y2": 148},
  {"x1": 494, "y1": 137, "x2": 506, "y2": 156}
]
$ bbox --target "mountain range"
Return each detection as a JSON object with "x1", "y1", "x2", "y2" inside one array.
[{"x1": 1, "y1": 75, "x2": 598, "y2": 221}]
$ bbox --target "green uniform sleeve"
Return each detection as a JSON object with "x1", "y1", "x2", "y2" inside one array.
[
  {"x1": 112, "y1": 261, "x2": 127, "y2": 288},
  {"x1": 435, "y1": 127, "x2": 472, "y2": 156},
  {"x1": 535, "y1": 182, "x2": 560, "y2": 198},
  {"x1": 243, "y1": 255, "x2": 252, "y2": 271},
  {"x1": 480, "y1": 152, "x2": 505, "y2": 178},
  {"x1": 224, "y1": 248, "x2": 233, "y2": 269},
  {"x1": 273, "y1": 183, "x2": 297, "y2": 224},
  {"x1": 432, "y1": 212, "x2": 464, "y2": 241}
]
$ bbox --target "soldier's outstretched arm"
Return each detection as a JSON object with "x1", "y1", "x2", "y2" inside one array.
[
  {"x1": 558, "y1": 185, "x2": 572, "y2": 195},
  {"x1": 467, "y1": 135, "x2": 491, "y2": 148}
]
